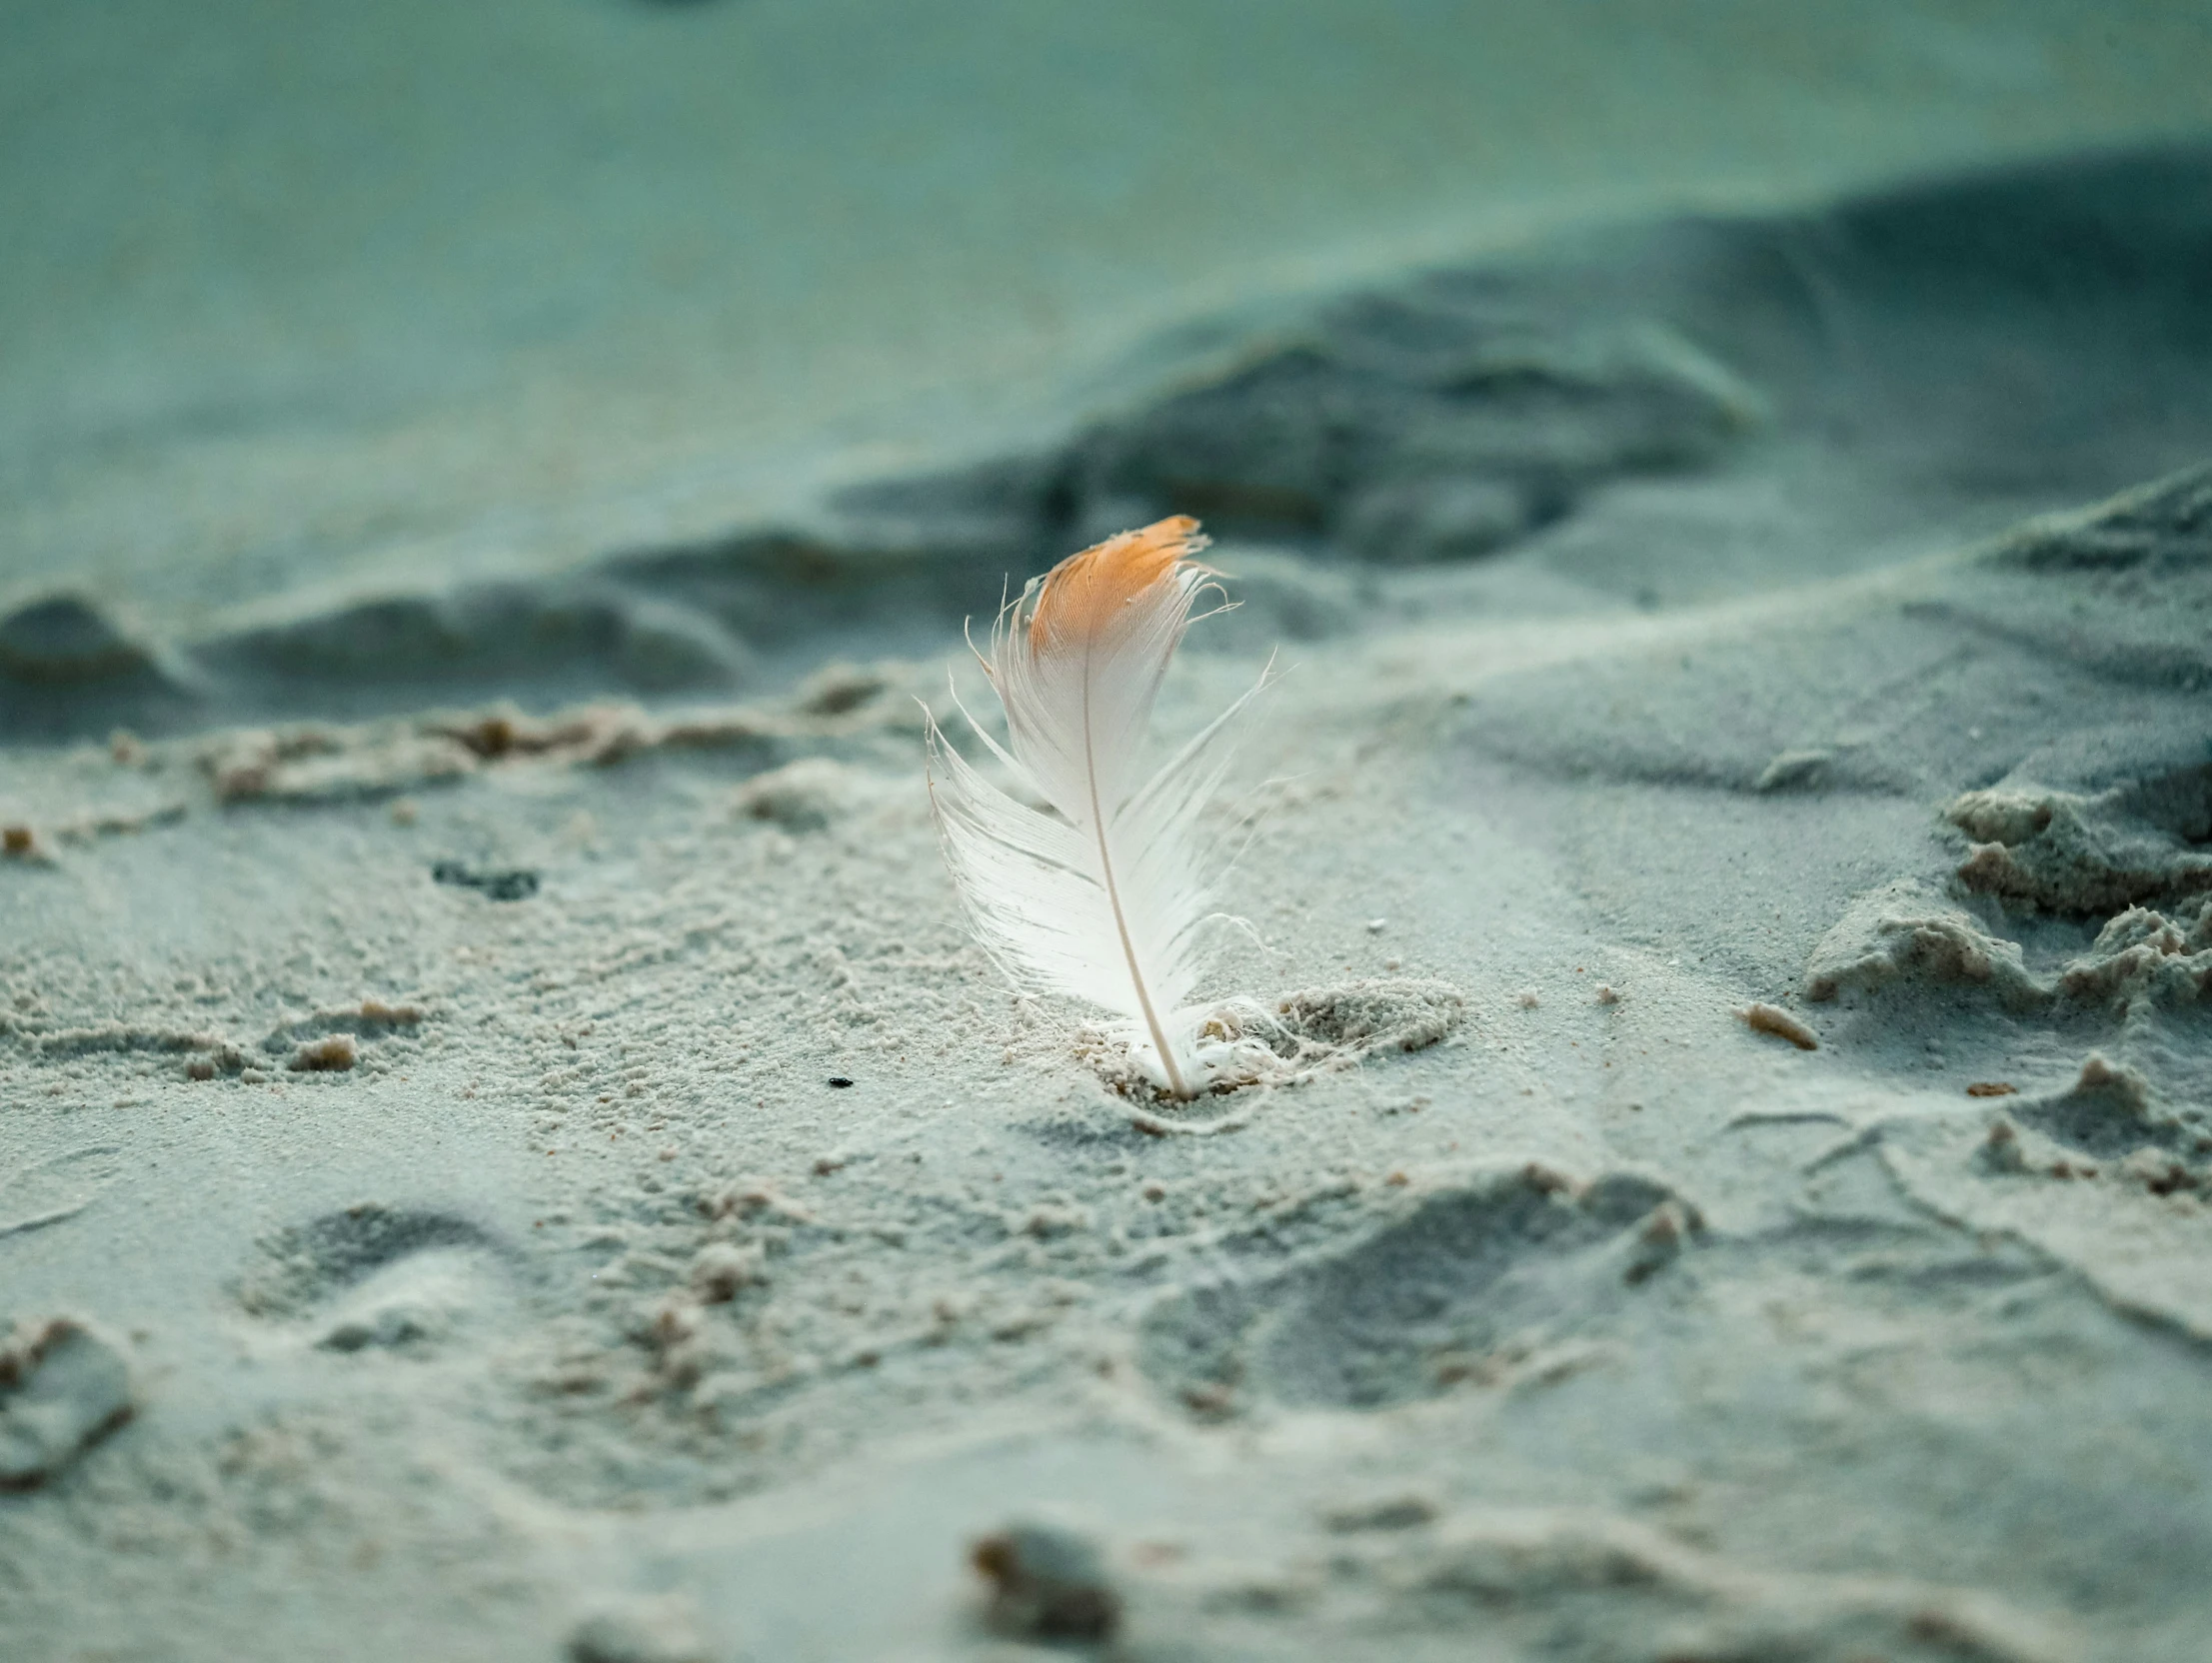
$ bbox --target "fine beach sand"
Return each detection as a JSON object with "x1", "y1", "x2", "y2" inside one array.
[{"x1": 5, "y1": 9, "x2": 2212, "y2": 1661}]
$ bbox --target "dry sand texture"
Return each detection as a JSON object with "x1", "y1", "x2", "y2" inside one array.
[{"x1": 5, "y1": 17, "x2": 2212, "y2": 1663}]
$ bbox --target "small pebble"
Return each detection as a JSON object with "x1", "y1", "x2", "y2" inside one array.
[
  {"x1": 972, "y1": 1517, "x2": 1121, "y2": 1641},
  {"x1": 432, "y1": 861, "x2": 538, "y2": 901},
  {"x1": 0, "y1": 1317, "x2": 134, "y2": 1489},
  {"x1": 565, "y1": 1597, "x2": 710, "y2": 1663}
]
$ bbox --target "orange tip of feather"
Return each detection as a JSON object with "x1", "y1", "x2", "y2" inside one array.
[{"x1": 1027, "y1": 516, "x2": 1210, "y2": 656}]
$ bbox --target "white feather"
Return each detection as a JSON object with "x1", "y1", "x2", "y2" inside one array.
[{"x1": 925, "y1": 517, "x2": 1263, "y2": 1098}]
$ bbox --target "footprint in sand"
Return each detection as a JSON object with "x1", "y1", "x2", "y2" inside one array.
[
  {"x1": 0, "y1": 1144, "x2": 123, "y2": 1241},
  {"x1": 1139, "y1": 1164, "x2": 1700, "y2": 1414},
  {"x1": 233, "y1": 1204, "x2": 519, "y2": 1358}
]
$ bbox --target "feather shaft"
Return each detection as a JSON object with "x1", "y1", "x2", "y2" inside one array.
[{"x1": 1081, "y1": 672, "x2": 1189, "y2": 1099}]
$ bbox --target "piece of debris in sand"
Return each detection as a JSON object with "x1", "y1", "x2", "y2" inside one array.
[
  {"x1": 1736, "y1": 1001, "x2": 1817, "y2": 1050},
  {"x1": 972, "y1": 1517, "x2": 1122, "y2": 1641},
  {"x1": 432, "y1": 861, "x2": 540, "y2": 901},
  {"x1": 288, "y1": 1034, "x2": 359, "y2": 1072},
  {"x1": 0, "y1": 1317, "x2": 134, "y2": 1489}
]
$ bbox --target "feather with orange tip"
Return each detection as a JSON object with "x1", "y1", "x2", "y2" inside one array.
[{"x1": 925, "y1": 516, "x2": 1266, "y2": 1098}]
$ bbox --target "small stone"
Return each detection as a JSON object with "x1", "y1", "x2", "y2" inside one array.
[
  {"x1": 0, "y1": 1317, "x2": 134, "y2": 1489},
  {"x1": 972, "y1": 1517, "x2": 1121, "y2": 1641},
  {"x1": 565, "y1": 1596, "x2": 710, "y2": 1663},
  {"x1": 431, "y1": 861, "x2": 539, "y2": 901}
]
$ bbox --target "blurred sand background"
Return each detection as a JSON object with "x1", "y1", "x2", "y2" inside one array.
[{"x1": 7, "y1": 1, "x2": 2211, "y2": 624}]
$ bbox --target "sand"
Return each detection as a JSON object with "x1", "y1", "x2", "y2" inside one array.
[{"x1": 5, "y1": 10, "x2": 2212, "y2": 1661}]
